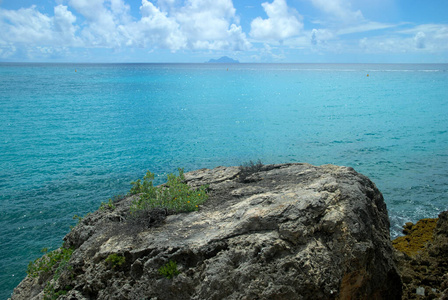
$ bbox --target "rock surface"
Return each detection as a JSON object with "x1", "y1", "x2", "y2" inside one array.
[{"x1": 10, "y1": 163, "x2": 402, "y2": 300}]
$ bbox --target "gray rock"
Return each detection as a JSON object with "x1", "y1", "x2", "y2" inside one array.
[{"x1": 10, "y1": 163, "x2": 402, "y2": 300}]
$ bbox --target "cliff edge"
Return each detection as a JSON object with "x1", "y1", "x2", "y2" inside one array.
[{"x1": 10, "y1": 163, "x2": 402, "y2": 299}]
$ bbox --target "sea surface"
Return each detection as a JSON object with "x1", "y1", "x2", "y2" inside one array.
[{"x1": 1, "y1": 63, "x2": 447, "y2": 298}]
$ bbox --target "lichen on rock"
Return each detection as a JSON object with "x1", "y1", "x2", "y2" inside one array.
[
  {"x1": 393, "y1": 211, "x2": 448, "y2": 299},
  {"x1": 392, "y1": 218, "x2": 437, "y2": 257}
]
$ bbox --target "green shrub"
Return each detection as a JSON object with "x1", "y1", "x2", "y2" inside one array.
[
  {"x1": 158, "y1": 260, "x2": 180, "y2": 279},
  {"x1": 26, "y1": 245, "x2": 75, "y2": 299},
  {"x1": 27, "y1": 247, "x2": 74, "y2": 278},
  {"x1": 105, "y1": 253, "x2": 126, "y2": 269},
  {"x1": 100, "y1": 198, "x2": 116, "y2": 211},
  {"x1": 130, "y1": 168, "x2": 208, "y2": 214},
  {"x1": 43, "y1": 283, "x2": 73, "y2": 300}
]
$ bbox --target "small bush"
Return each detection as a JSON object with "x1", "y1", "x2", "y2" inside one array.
[
  {"x1": 43, "y1": 283, "x2": 73, "y2": 300},
  {"x1": 158, "y1": 260, "x2": 180, "y2": 279},
  {"x1": 27, "y1": 247, "x2": 74, "y2": 278},
  {"x1": 105, "y1": 253, "x2": 126, "y2": 269},
  {"x1": 238, "y1": 160, "x2": 264, "y2": 182},
  {"x1": 100, "y1": 198, "x2": 116, "y2": 211},
  {"x1": 130, "y1": 168, "x2": 208, "y2": 215}
]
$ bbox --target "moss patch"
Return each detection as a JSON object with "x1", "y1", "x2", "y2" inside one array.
[{"x1": 392, "y1": 218, "x2": 438, "y2": 257}]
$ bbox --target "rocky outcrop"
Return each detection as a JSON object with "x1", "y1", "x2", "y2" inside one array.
[
  {"x1": 10, "y1": 163, "x2": 402, "y2": 300},
  {"x1": 393, "y1": 211, "x2": 448, "y2": 299}
]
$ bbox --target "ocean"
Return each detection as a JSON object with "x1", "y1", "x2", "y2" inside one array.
[{"x1": 1, "y1": 63, "x2": 447, "y2": 298}]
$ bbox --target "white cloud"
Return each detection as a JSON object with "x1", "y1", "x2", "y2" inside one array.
[
  {"x1": 284, "y1": 28, "x2": 335, "y2": 50},
  {"x1": 0, "y1": 6, "x2": 53, "y2": 44},
  {"x1": 124, "y1": 0, "x2": 187, "y2": 50},
  {"x1": 172, "y1": 0, "x2": 249, "y2": 50},
  {"x1": 250, "y1": 0, "x2": 303, "y2": 41},
  {"x1": 54, "y1": 5, "x2": 79, "y2": 45},
  {"x1": 1, "y1": 0, "x2": 447, "y2": 61},
  {"x1": 337, "y1": 21, "x2": 397, "y2": 35},
  {"x1": 397, "y1": 24, "x2": 448, "y2": 52},
  {"x1": 0, "y1": 43, "x2": 17, "y2": 59},
  {"x1": 68, "y1": 0, "x2": 106, "y2": 22},
  {"x1": 110, "y1": 0, "x2": 131, "y2": 21},
  {"x1": 310, "y1": 0, "x2": 363, "y2": 24},
  {"x1": 250, "y1": 43, "x2": 286, "y2": 61},
  {"x1": 309, "y1": 0, "x2": 397, "y2": 37},
  {"x1": 310, "y1": 28, "x2": 335, "y2": 46},
  {"x1": 307, "y1": 0, "x2": 406, "y2": 56},
  {"x1": 399, "y1": 24, "x2": 448, "y2": 39},
  {"x1": 68, "y1": 0, "x2": 126, "y2": 47},
  {"x1": 0, "y1": 5, "x2": 79, "y2": 47},
  {"x1": 414, "y1": 32, "x2": 426, "y2": 49},
  {"x1": 227, "y1": 24, "x2": 251, "y2": 51},
  {"x1": 66, "y1": 0, "x2": 250, "y2": 51},
  {"x1": 357, "y1": 24, "x2": 448, "y2": 55}
]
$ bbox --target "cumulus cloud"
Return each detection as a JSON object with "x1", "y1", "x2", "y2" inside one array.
[
  {"x1": 0, "y1": 0, "x2": 252, "y2": 58},
  {"x1": 54, "y1": 5, "x2": 79, "y2": 45},
  {"x1": 1, "y1": 0, "x2": 447, "y2": 61},
  {"x1": 123, "y1": 0, "x2": 187, "y2": 50},
  {"x1": 168, "y1": 0, "x2": 250, "y2": 50},
  {"x1": 68, "y1": 0, "x2": 128, "y2": 47},
  {"x1": 65, "y1": 0, "x2": 249, "y2": 51},
  {"x1": 0, "y1": 6, "x2": 53, "y2": 44},
  {"x1": 0, "y1": 5, "x2": 79, "y2": 46},
  {"x1": 250, "y1": 0, "x2": 303, "y2": 41}
]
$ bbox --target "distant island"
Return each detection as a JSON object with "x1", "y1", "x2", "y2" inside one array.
[{"x1": 206, "y1": 56, "x2": 239, "y2": 63}]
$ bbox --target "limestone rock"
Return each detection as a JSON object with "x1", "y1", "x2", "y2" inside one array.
[{"x1": 10, "y1": 163, "x2": 402, "y2": 300}]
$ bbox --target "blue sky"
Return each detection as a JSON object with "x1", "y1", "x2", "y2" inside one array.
[{"x1": 0, "y1": 0, "x2": 447, "y2": 63}]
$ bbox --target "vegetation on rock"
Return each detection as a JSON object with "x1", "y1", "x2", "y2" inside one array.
[
  {"x1": 158, "y1": 260, "x2": 180, "y2": 279},
  {"x1": 26, "y1": 246, "x2": 75, "y2": 300},
  {"x1": 105, "y1": 253, "x2": 126, "y2": 269},
  {"x1": 238, "y1": 159, "x2": 264, "y2": 182},
  {"x1": 129, "y1": 168, "x2": 208, "y2": 214},
  {"x1": 100, "y1": 197, "x2": 116, "y2": 211},
  {"x1": 27, "y1": 246, "x2": 74, "y2": 278}
]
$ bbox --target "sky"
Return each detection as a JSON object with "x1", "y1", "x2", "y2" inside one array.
[{"x1": 0, "y1": 0, "x2": 447, "y2": 63}]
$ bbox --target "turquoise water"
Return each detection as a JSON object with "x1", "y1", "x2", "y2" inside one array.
[{"x1": 1, "y1": 63, "x2": 447, "y2": 298}]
